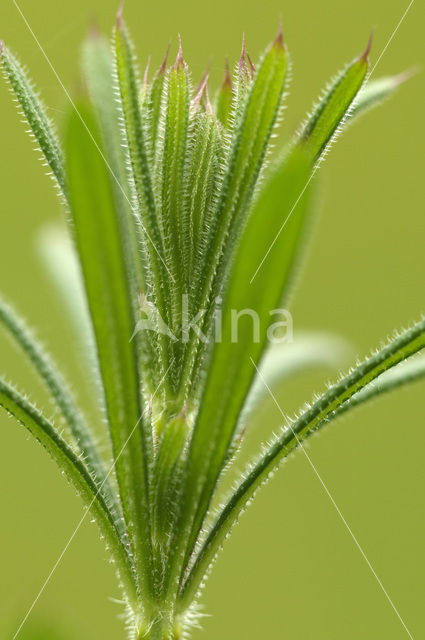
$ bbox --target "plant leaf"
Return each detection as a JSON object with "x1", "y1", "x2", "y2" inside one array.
[
  {"x1": 0, "y1": 42, "x2": 66, "y2": 196},
  {"x1": 0, "y1": 378, "x2": 136, "y2": 600},
  {"x1": 181, "y1": 317, "x2": 425, "y2": 605},
  {"x1": 114, "y1": 19, "x2": 171, "y2": 390},
  {"x1": 333, "y1": 353, "x2": 425, "y2": 419},
  {"x1": 183, "y1": 32, "x2": 289, "y2": 392},
  {"x1": 297, "y1": 45, "x2": 369, "y2": 161},
  {"x1": 168, "y1": 149, "x2": 313, "y2": 597},
  {"x1": 0, "y1": 298, "x2": 125, "y2": 532},
  {"x1": 65, "y1": 104, "x2": 154, "y2": 601},
  {"x1": 83, "y1": 33, "x2": 160, "y2": 397},
  {"x1": 155, "y1": 43, "x2": 190, "y2": 388}
]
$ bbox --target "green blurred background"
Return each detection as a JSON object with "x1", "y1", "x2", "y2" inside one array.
[{"x1": 0, "y1": 0, "x2": 424, "y2": 638}]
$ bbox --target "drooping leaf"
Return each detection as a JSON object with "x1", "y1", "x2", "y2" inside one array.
[
  {"x1": 0, "y1": 379, "x2": 136, "y2": 599},
  {"x1": 181, "y1": 317, "x2": 425, "y2": 604},
  {"x1": 0, "y1": 299, "x2": 116, "y2": 501}
]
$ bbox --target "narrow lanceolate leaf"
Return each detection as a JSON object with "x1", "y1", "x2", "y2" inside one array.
[
  {"x1": 297, "y1": 41, "x2": 370, "y2": 161},
  {"x1": 0, "y1": 42, "x2": 66, "y2": 196},
  {"x1": 350, "y1": 72, "x2": 411, "y2": 120},
  {"x1": 181, "y1": 317, "x2": 425, "y2": 605},
  {"x1": 83, "y1": 33, "x2": 159, "y2": 395},
  {"x1": 183, "y1": 111, "x2": 222, "y2": 283},
  {"x1": 114, "y1": 19, "x2": 171, "y2": 390},
  {"x1": 151, "y1": 415, "x2": 186, "y2": 552},
  {"x1": 0, "y1": 299, "x2": 117, "y2": 503},
  {"x1": 156, "y1": 42, "x2": 190, "y2": 380},
  {"x1": 0, "y1": 379, "x2": 136, "y2": 600},
  {"x1": 65, "y1": 105, "x2": 154, "y2": 602},
  {"x1": 169, "y1": 150, "x2": 313, "y2": 598},
  {"x1": 184, "y1": 31, "x2": 289, "y2": 389},
  {"x1": 333, "y1": 353, "x2": 425, "y2": 419}
]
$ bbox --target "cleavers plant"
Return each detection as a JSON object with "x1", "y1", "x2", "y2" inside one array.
[{"x1": 0, "y1": 7, "x2": 423, "y2": 639}]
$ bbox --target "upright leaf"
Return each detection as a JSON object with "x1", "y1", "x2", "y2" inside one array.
[
  {"x1": 114, "y1": 18, "x2": 172, "y2": 392},
  {"x1": 155, "y1": 41, "x2": 190, "y2": 388},
  {"x1": 182, "y1": 31, "x2": 289, "y2": 392},
  {"x1": 65, "y1": 105, "x2": 154, "y2": 602},
  {"x1": 168, "y1": 149, "x2": 313, "y2": 597}
]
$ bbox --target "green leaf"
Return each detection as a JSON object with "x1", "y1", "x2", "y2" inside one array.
[
  {"x1": 169, "y1": 149, "x2": 313, "y2": 597},
  {"x1": 155, "y1": 43, "x2": 190, "y2": 386},
  {"x1": 0, "y1": 379, "x2": 136, "y2": 600},
  {"x1": 297, "y1": 44, "x2": 369, "y2": 161},
  {"x1": 183, "y1": 32, "x2": 289, "y2": 391},
  {"x1": 333, "y1": 353, "x2": 425, "y2": 419},
  {"x1": 183, "y1": 111, "x2": 223, "y2": 285},
  {"x1": 114, "y1": 19, "x2": 171, "y2": 390},
  {"x1": 83, "y1": 32, "x2": 159, "y2": 395},
  {"x1": 65, "y1": 104, "x2": 154, "y2": 602},
  {"x1": 181, "y1": 317, "x2": 425, "y2": 605},
  {"x1": 0, "y1": 42, "x2": 66, "y2": 196}
]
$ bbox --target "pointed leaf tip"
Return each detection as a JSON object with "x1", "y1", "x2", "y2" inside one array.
[
  {"x1": 221, "y1": 57, "x2": 233, "y2": 90},
  {"x1": 361, "y1": 31, "x2": 373, "y2": 62},
  {"x1": 116, "y1": 0, "x2": 125, "y2": 28},
  {"x1": 172, "y1": 34, "x2": 185, "y2": 70},
  {"x1": 273, "y1": 20, "x2": 285, "y2": 49},
  {"x1": 159, "y1": 42, "x2": 171, "y2": 74}
]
